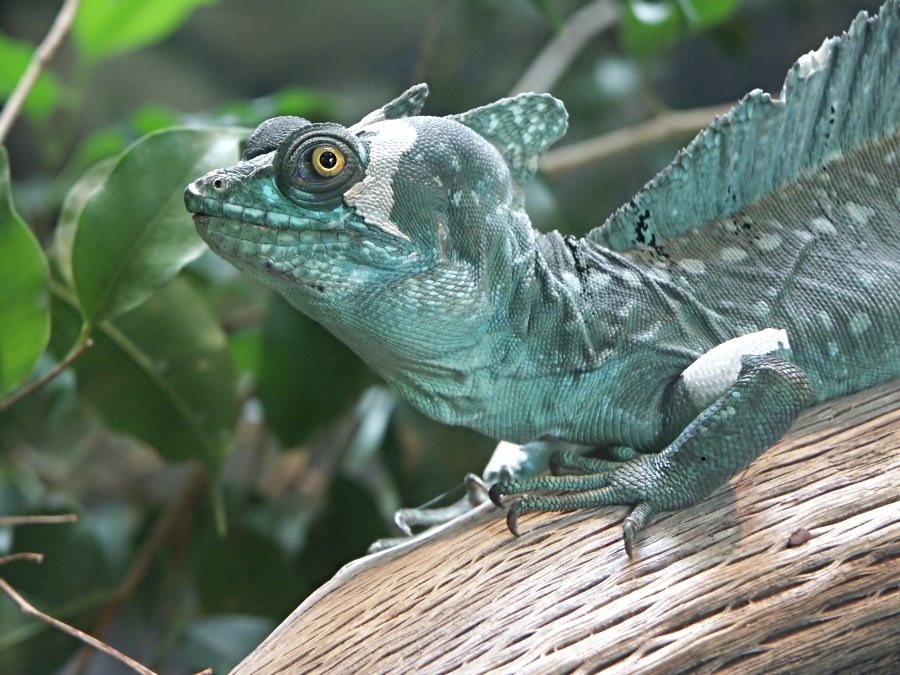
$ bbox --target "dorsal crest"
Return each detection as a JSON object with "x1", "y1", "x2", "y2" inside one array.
[
  {"x1": 450, "y1": 93, "x2": 568, "y2": 196},
  {"x1": 350, "y1": 83, "x2": 430, "y2": 132}
]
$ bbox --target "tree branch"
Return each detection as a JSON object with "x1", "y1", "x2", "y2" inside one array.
[
  {"x1": 509, "y1": 0, "x2": 619, "y2": 96},
  {"x1": 0, "y1": 513, "x2": 78, "y2": 526},
  {"x1": 0, "y1": 577, "x2": 157, "y2": 675},
  {"x1": 0, "y1": 552, "x2": 44, "y2": 566},
  {"x1": 232, "y1": 381, "x2": 900, "y2": 672},
  {"x1": 0, "y1": 0, "x2": 81, "y2": 145},
  {"x1": 540, "y1": 102, "x2": 734, "y2": 175}
]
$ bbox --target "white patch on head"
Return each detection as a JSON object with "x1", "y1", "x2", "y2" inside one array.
[
  {"x1": 343, "y1": 119, "x2": 416, "y2": 241},
  {"x1": 681, "y1": 328, "x2": 790, "y2": 409}
]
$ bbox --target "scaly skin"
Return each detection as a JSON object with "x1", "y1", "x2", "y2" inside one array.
[{"x1": 185, "y1": 2, "x2": 900, "y2": 555}]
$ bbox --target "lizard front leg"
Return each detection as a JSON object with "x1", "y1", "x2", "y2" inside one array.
[{"x1": 491, "y1": 335, "x2": 813, "y2": 556}]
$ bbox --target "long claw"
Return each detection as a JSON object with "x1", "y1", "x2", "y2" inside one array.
[
  {"x1": 621, "y1": 502, "x2": 655, "y2": 559},
  {"x1": 623, "y1": 519, "x2": 636, "y2": 558},
  {"x1": 506, "y1": 508, "x2": 520, "y2": 537}
]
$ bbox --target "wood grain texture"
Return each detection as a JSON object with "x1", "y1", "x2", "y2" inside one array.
[{"x1": 234, "y1": 382, "x2": 900, "y2": 674}]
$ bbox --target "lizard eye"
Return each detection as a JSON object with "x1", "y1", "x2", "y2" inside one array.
[
  {"x1": 311, "y1": 146, "x2": 345, "y2": 177},
  {"x1": 275, "y1": 124, "x2": 366, "y2": 207}
]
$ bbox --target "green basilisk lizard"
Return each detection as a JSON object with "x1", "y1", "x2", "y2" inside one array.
[{"x1": 185, "y1": 1, "x2": 900, "y2": 556}]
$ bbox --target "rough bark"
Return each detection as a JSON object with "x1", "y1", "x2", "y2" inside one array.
[{"x1": 234, "y1": 382, "x2": 900, "y2": 674}]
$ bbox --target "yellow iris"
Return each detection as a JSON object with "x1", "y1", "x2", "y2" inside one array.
[{"x1": 311, "y1": 145, "x2": 345, "y2": 177}]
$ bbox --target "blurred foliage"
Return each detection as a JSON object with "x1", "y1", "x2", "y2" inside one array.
[{"x1": 0, "y1": 0, "x2": 881, "y2": 671}]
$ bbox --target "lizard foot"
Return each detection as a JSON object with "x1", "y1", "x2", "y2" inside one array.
[{"x1": 490, "y1": 454, "x2": 662, "y2": 556}]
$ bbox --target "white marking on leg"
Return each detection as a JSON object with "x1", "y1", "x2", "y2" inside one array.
[{"x1": 681, "y1": 328, "x2": 790, "y2": 408}]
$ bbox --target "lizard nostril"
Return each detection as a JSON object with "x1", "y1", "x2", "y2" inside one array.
[{"x1": 212, "y1": 178, "x2": 223, "y2": 189}]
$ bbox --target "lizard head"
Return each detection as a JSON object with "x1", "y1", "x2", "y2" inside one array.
[{"x1": 185, "y1": 84, "x2": 567, "y2": 368}]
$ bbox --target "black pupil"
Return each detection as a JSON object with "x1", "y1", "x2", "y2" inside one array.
[{"x1": 318, "y1": 150, "x2": 337, "y2": 169}]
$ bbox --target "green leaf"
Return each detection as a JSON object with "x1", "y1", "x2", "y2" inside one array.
[
  {"x1": 622, "y1": 0, "x2": 742, "y2": 56},
  {"x1": 71, "y1": 126, "x2": 247, "y2": 325},
  {"x1": 74, "y1": 0, "x2": 219, "y2": 62},
  {"x1": 131, "y1": 103, "x2": 179, "y2": 135},
  {"x1": 0, "y1": 147, "x2": 50, "y2": 394},
  {"x1": 0, "y1": 33, "x2": 61, "y2": 120},
  {"x1": 71, "y1": 128, "x2": 129, "y2": 169},
  {"x1": 51, "y1": 277, "x2": 238, "y2": 471}
]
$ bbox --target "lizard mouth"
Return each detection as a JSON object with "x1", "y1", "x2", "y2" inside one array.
[{"x1": 185, "y1": 181, "x2": 353, "y2": 246}]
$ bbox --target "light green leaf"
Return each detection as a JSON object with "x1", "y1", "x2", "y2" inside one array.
[
  {"x1": 52, "y1": 277, "x2": 238, "y2": 472},
  {"x1": 54, "y1": 157, "x2": 115, "y2": 288},
  {"x1": 74, "y1": 0, "x2": 219, "y2": 62},
  {"x1": 71, "y1": 126, "x2": 247, "y2": 325},
  {"x1": 0, "y1": 33, "x2": 61, "y2": 120},
  {"x1": 0, "y1": 147, "x2": 50, "y2": 394}
]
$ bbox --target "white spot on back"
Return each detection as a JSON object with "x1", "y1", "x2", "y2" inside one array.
[
  {"x1": 720, "y1": 246, "x2": 748, "y2": 263},
  {"x1": 754, "y1": 233, "x2": 782, "y2": 252},
  {"x1": 621, "y1": 269, "x2": 642, "y2": 288},
  {"x1": 343, "y1": 120, "x2": 416, "y2": 241},
  {"x1": 678, "y1": 258, "x2": 706, "y2": 274},
  {"x1": 844, "y1": 201, "x2": 875, "y2": 226},
  {"x1": 810, "y1": 216, "x2": 836, "y2": 235},
  {"x1": 850, "y1": 313, "x2": 872, "y2": 336}
]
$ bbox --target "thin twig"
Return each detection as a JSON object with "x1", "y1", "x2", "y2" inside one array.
[
  {"x1": 509, "y1": 0, "x2": 620, "y2": 95},
  {"x1": 0, "y1": 0, "x2": 81, "y2": 144},
  {"x1": 0, "y1": 577, "x2": 157, "y2": 675},
  {"x1": 0, "y1": 331, "x2": 93, "y2": 412},
  {"x1": 540, "y1": 102, "x2": 734, "y2": 175},
  {"x1": 0, "y1": 552, "x2": 44, "y2": 566},
  {"x1": 0, "y1": 513, "x2": 78, "y2": 527}
]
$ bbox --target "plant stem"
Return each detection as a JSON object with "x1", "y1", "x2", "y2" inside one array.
[
  {"x1": 0, "y1": 325, "x2": 92, "y2": 412},
  {"x1": 0, "y1": 0, "x2": 82, "y2": 145}
]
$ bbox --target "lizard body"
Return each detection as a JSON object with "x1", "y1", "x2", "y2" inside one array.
[{"x1": 185, "y1": 1, "x2": 899, "y2": 553}]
